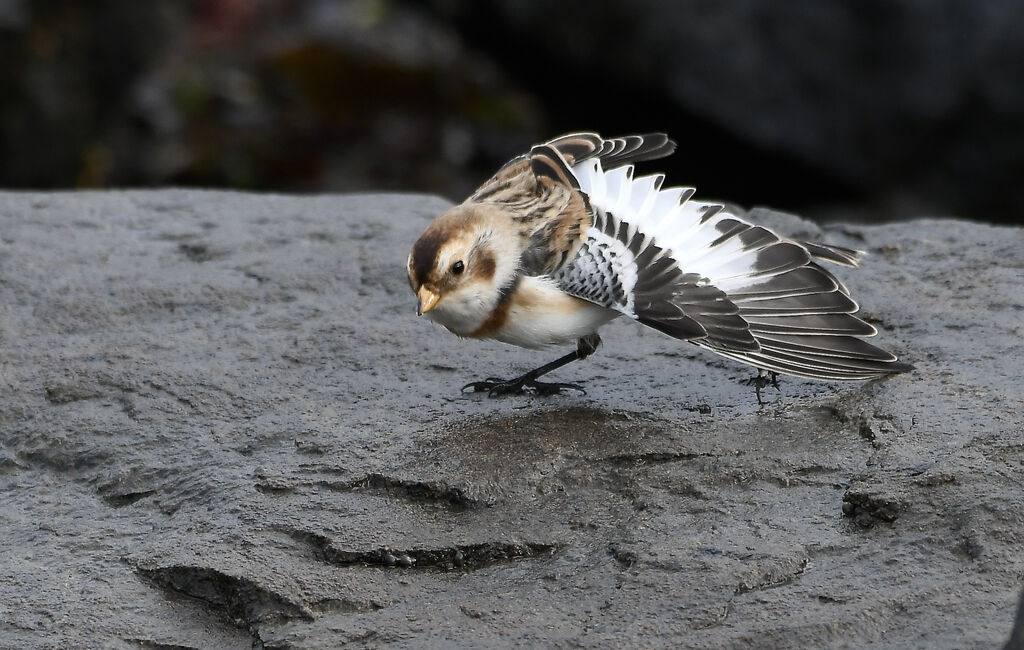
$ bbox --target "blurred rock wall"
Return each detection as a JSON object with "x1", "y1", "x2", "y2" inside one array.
[
  {"x1": 426, "y1": 0, "x2": 1024, "y2": 222},
  {"x1": 2, "y1": 0, "x2": 1022, "y2": 223},
  {"x1": 0, "y1": 0, "x2": 541, "y2": 198}
]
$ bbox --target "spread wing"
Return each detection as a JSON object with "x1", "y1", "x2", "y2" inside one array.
[
  {"x1": 464, "y1": 130, "x2": 909, "y2": 381},
  {"x1": 549, "y1": 206, "x2": 758, "y2": 350},
  {"x1": 549, "y1": 138, "x2": 911, "y2": 381}
]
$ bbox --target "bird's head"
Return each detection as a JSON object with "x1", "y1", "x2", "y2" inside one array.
[{"x1": 407, "y1": 204, "x2": 518, "y2": 335}]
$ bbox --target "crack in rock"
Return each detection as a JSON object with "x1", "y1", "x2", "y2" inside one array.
[
  {"x1": 177, "y1": 242, "x2": 229, "y2": 263},
  {"x1": 135, "y1": 564, "x2": 313, "y2": 633},
  {"x1": 599, "y1": 451, "x2": 717, "y2": 468},
  {"x1": 122, "y1": 639, "x2": 204, "y2": 650},
  {"x1": 309, "y1": 597, "x2": 386, "y2": 615},
  {"x1": 253, "y1": 472, "x2": 488, "y2": 511},
  {"x1": 254, "y1": 480, "x2": 295, "y2": 495},
  {"x1": 280, "y1": 528, "x2": 557, "y2": 571},
  {"x1": 99, "y1": 488, "x2": 157, "y2": 508},
  {"x1": 330, "y1": 472, "x2": 488, "y2": 511}
]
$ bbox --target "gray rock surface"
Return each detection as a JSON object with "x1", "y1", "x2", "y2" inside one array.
[
  {"x1": 1007, "y1": 589, "x2": 1024, "y2": 650},
  {"x1": 1, "y1": 190, "x2": 1022, "y2": 648}
]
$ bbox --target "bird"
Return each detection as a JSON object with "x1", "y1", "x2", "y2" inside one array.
[{"x1": 406, "y1": 132, "x2": 912, "y2": 402}]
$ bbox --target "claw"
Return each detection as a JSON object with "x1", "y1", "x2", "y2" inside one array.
[
  {"x1": 458, "y1": 340, "x2": 595, "y2": 398},
  {"x1": 528, "y1": 379, "x2": 586, "y2": 396},
  {"x1": 462, "y1": 377, "x2": 586, "y2": 397},
  {"x1": 461, "y1": 377, "x2": 520, "y2": 393}
]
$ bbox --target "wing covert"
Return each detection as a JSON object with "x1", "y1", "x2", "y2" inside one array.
[{"x1": 550, "y1": 207, "x2": 758, "y2": 348}]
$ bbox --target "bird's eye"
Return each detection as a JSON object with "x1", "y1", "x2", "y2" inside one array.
[{"x1": 451, "y1": 260, "x2": 465, "y2": 275}]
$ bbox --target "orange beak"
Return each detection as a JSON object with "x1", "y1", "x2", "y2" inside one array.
[{"x1": 417, "y1": 286, "x2": 440, "y2": 316}]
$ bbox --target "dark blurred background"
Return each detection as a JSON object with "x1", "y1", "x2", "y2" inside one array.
[{"x1": 2, "y1": 0, "x2": 1022, "y2": 223}]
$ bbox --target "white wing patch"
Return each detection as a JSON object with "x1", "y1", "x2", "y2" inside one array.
[{"x1": 573, "y1": 159, "x2": 761, "y2": 286}]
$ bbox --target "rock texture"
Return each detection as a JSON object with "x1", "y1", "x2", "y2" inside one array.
[{"x1": 1, "y1": 190, "x2": 1022, "y2": 648}]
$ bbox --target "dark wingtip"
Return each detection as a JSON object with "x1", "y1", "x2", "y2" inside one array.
[
  {"x1": 632, "y1": 132, "x2": 677, "y2": 162},
  {"x1": 803, "y1": 241, "x2": 864, "y2": 267},
  {"x1": 644, "y1": 132, "x2": 677, "y2": 153},
  {"x1": 888, "y1": 360, "x2": 916, "y2": 374}
]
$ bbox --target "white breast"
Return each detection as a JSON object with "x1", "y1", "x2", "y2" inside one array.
[{"x1": 494, "y1": 276, "x2": 619, "y2": 348}]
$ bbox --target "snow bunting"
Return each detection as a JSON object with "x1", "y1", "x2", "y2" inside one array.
[{"x1": 407, "y1": 132, "x2": 912, "y2": 400}]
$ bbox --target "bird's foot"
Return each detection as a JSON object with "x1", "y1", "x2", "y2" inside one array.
[
  {"x1": 743, "y1": 371, "x2": 781, "y2": 405},
  {"x1": 462, "y1": 376, "x2": 586, "y2": 397}
]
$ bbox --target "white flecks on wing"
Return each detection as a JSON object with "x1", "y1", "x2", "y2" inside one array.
[{"x1": 588, "y1": 226, "x2": 638, "y2": 314}]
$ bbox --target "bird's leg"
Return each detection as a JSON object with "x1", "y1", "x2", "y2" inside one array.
[
  {"x1": 463, "y1": 334, "x2": 601, "y2": 397},
  {"x1": 743, "y1": 369, "x2": 781, "y2": 405}
]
